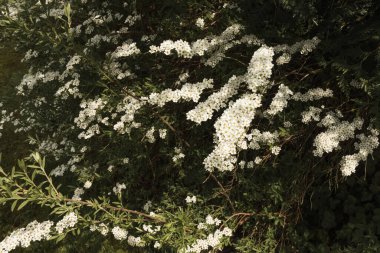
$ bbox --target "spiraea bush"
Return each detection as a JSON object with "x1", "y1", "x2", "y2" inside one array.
[{"x1": 0, "y1": 0, "x2": 379, "y2": 252}]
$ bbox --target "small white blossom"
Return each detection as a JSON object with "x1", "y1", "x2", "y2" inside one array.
[
  {"x1": 195, "y1": 18, "x2": 205, "y2": 29},
  {"x1": 83, "y1": 181, "x2": 92, "y2": 189},
  {"x1": 271, "y1": 146, "x2": 281, "y2": 155},
  {"x1": 159, "y1": 129, "x2": 167, "y2": 139},
  {"x1": 185, "y1": 195, "x2": 197, "y2": 204},
  {"x1": 173, "y1": 147, "x2": 185, "y2": 163},
  {"x1": 154, "y1": 241, "x2": 162, "y2": 249},
  {"x1": 143, "y1": 201, "x2": 152, "y2": 212},
  {"x1": 112, "y1": 226, "x2": 128, "y2": 241},
  {"x1": 72, "y1": 187, "x2": 85, "y2": 201},
  {"x1": 113, "y1": 182, "x2": 126, "y2": 195}
]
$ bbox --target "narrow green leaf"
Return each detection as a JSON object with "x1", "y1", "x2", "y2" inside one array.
[{"x1": 17, "y1": 200, "x2": 29, "y2": 211}]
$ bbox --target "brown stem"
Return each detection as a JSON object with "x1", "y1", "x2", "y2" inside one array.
[{"x1": 62, "y1": 198, "x2": 165, "y2": 223}]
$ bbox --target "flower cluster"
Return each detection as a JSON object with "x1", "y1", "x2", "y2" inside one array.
[
  {"x1": 149, "y1": 24, "x2": 242, "y2": 60},
  {"x1": 90, "y1": 223, "x2": 109, "y2": 236},
  {"x1": 292, "y1": 88, "x2": 333, "y2": 102},
  {"x1": 301, "y1": 106, "x2": 323, "y2": 123},
  {"x1": 148, "y1": 79, "x2": 214, "y2": 107},
  {"x1": 112, "y1": 182, "x2": 126, "y2": 195},
  {"x1": 127, "y1": 235, "x2": 145, "y2": 247},
  {"x1": 55, "y1": 212, "x2": 78, "y2": 234},
  {"x1": 74, "y1": 98, "x2": 108, "y2": 139},
  {"x1": 185, "y1": 195, "x2": 197, "y2": 204},
  {"x1": 245, "y1": 46, "x2": 274, "y2": 93},
  {"x1": 173, "y1": 147, "x2": 185, "y2": 163},
  {"x1": 72, "y1": 187, "x2": 85, "y2": 201},
  {"x1": 340, "y1": 128, "x2": 379, "y2": 176},
  {"x1": 111, "y1": 227, "x2": 145, "y2": 247},
  {"x1": 197, "y1": 215, "x2": 221, "y2": 230},
  {"x1": 183, "y1": 227, "x2": 233, "y2": 253},
  {"x1": 111, "y1": 41, "x2": 141, "y2": 58},
  {"x1": 246, "y1": 129, "x2": 280, "y2": 150},
  {"x1": 274, "y1": 37, "x2": 321, "y2": 56},
  {"x1": 313, "y1": 116, "x2": 364, "y2": 157},
  {"x1": 204, "y1": 94, "x2": 262, "y2": 172},
  {"x1": 0, "y1": 220, "x2": 53, "y2": 253},
  {"x1": 142, "y1": 224, "x2": 161, "y2": 234},
  {"x1": 145, "y1": 126, "x2": 156, "y2": 143},
  {"x1": 265, "y1": 84, "x2": 293, "y2": 116},
  {"x1": 111, "y1": 226, "x2": 128, "y2": 241},
  {"x1": 113, "y1": 95, "x2": 144, "y2": 135},
  {"x1": 186, "y1": 75, "x2": 244, "y2": 124},
  {"x1": 195, "y1": 18, "x2": 205, "y2": 29}
]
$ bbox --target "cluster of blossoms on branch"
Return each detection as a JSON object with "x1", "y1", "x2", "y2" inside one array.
[{"x1": 0, "y1": 213, "x2": 78, "y2": 253}]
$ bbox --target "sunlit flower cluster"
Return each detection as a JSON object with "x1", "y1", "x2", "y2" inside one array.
[
  {"x1": 265, "y1": 84, "x2": 293, "y2": 116},
  {"x1": 204, "y1": 94, "x2": 262, "y2": 172},
  {"x1": 0, "y1": 220, "x2": 53, "y2": 253},
  {"x1": 292, "y1": 88, "x2": 333, "y2": 102},
  {"x1": 183, "y1": 227, "x2": 233, "y2": 253},
  {"x1": 111, "y1": 226, "x2": 128, "y2": 241},
  {"x1": 340, "y1": 128, "x2": 379, "y2": 176},
  {"x1": 301, "y1": 106, "x2": 323, "y2": 123},
  {"x1": 313, "y1": 116, "x2": 364, "y2": 157},
  {"x1": 148, "y1": 79, "x2": 214, "y2": 107},
  {"x1": 245, "y1": 47, "x2": 274, "y2": 92},
  {"x1": 186, "y1": 75, "x2": 244, "y2": 124},
  {"x1": 55, "y1": 212, "x2": 78, "y2": 234}
]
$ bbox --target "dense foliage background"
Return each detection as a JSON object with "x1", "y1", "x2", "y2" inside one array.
[{"x1": 0, "y1": 0, "x2": 379, "y2": 252}]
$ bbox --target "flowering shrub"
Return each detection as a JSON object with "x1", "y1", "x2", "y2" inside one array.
[{"x1": 0, "y1": 0, "x2": 379, "y2": 252}]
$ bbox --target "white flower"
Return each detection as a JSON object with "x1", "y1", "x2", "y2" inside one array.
[
  {"x1": 292, "y1": 88, "x2": 333, "y2": 102},
  {"x1": 145, "y1": 127, "x2": 156, "y2": 143},
  {"x1": 204, "y1": 94, "x2": 262, "y2": 172},
  {"x1": 271, "y1": 146, "x2": 281, "y2": 155},
  {"x1": 154, "y1": 241, "x2": 162, "y2": 249},
  {"x1": 143, "y1": 201, "x2": 152, "y2": 212},
  {"x1": 128, "y1": 235, "x2": 145, "y2": 247},
  {"x1": 55, "y1": 212, "x2": 78, "y2": 234},
  {"x1": 254, "y1": 157, "x2": 263, "y2": 164},
  {"x1": 111, "y1": 42, "x2": 140, "y2": 58},
  {"x1": 173, "y1": 147, "x2": 185, "y2": 163},
  {"x1": 313, "y1": 117, "x2": 363, "y2": 157},
  {"x1": 195, "y1": 18, "x2": 205, "y2": 29},
  {"x1": 197, "y1": 223, "x2": 207, "y2": 230},
  {"x1": 301, "y1": 106, "x2": 322, "y2": 123},
  {"x1": 83, "y1": 181, "x2": 92, "y2": 189},
  {"x1": 0, "y1": 220, "x2": 53, "y2": 253},
  {"x1": 340, "y1": 128, "x2": 379, "y2": 176},
  {"x1": 159, "y1": 129, "x2": 167, "y2": 139},
  {"x1": 246, "y1": 46, "x2": 274, "y2": 93},
  {"x1": 183, "y1": 227, "x2": 233, "y2": 252},
  {"x1": 72, "y1": 187, "x2": 85, "y2": 201},
  {"x1": 113, "y1": 182, "x2": 126, "y2": 195},
  {"x1": 185, "y1": 195, "x2": 197, "y2": 204},
  {"x1": 112, "y1": 226, "x2": 128, "y2": 241},
  {"x1": 148, "y1": 79, "x2": 213, "y2": 107},
  {"x1": 187, "y1": 75, "x2": 244, "y2": 124},
  {"x1": 205, "y1": 215, "x2": 221, "y2": 226},
  {"x1": 265, "y1": 84, "x2": 293, "y2": 116},
  {"x1": 97, "y1": 223, "x2": 109, "y2": 236}
]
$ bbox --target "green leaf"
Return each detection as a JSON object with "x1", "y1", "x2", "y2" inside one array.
[
  {"x1": 17, "y1": 200, "x2": 30, "y2": 210},
  {"x1": 11, "y1": 200, "x2": 18, "y2": 212},
  {"x1": 55, "y1": 233, "x2": 66, "y2": 243}
]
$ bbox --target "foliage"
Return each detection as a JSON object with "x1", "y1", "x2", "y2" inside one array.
[{"x1": 0, "y1": 0, "x2": 379, "y2": 252}]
